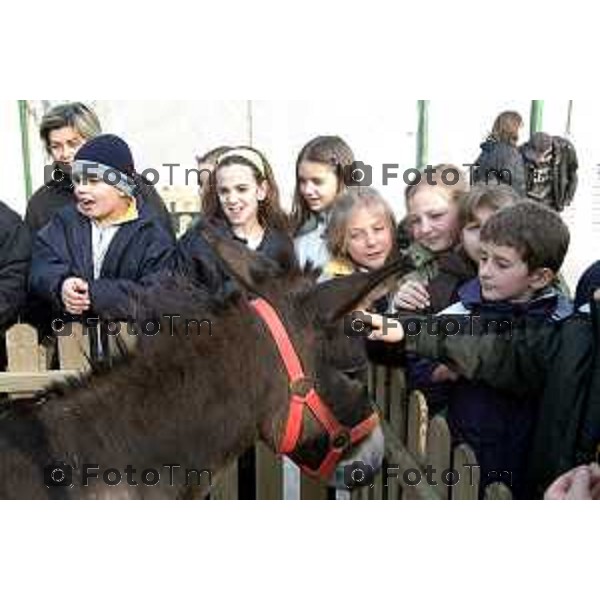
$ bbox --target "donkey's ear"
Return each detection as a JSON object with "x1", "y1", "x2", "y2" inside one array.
[
  {"x1": 198, "y1": 221, "x2": 280, "y2": 293},
  {"x1": 306, "y1": 255, "x2": 414, "y2": 325}
]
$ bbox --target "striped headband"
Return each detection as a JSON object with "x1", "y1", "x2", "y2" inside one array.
[{"x1": 217, "y1": 148, "x2": 266, "y2": 178}]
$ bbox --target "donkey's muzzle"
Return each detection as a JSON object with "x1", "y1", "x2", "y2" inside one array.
[{"x1": 329, "y1": 424, "x2": 385, "y2": 490}]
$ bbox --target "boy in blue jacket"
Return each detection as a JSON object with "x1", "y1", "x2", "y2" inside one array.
[
  {"x1": 30, "y1": 134, "x2": 175, "y2": 328},
  {"x1": 367, "y1": 202, "x2": 579, "y2": 498}
]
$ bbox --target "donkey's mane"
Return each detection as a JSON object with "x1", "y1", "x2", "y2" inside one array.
[{"x1": 34, "y1": 269, "x2": 321, "y2": 408}]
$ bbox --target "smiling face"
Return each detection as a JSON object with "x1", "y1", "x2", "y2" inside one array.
[
  {"x1": 47, "y1": 126, "x2": 87, "y2": 165},
  {"x1": 298, "y1": 161, "x2": 340, "y2": 214},
  {"x1": 345, "y1": 205, "x2": 394, "y2": 271},
  {"x1": 407, "y1": 188, "x2": 461, "y2": 253},
  {"x1": 216, "y1": 164, "x2": 266, "y2": 231},
  {"x1": 74, "y1": 177, "x2": 131, "y2": 224}
]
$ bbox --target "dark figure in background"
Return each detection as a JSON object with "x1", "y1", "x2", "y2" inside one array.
[
  {"x1": 521, "y1": 132, "x2": 579, "y2": 212},
  {"x1": 473, "y1": 111, "x2": 527, "y2": 196},
  {"x1": 0, "y1": 201, "x2": 31, "y2": 369}
]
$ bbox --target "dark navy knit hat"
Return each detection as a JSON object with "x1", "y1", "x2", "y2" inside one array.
[{"x1": 72, "y1": 134, "x2": 137, "y2": 196}]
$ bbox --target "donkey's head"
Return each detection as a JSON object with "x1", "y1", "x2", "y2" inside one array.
[{"x1": 199, "y1": 224, "x2": 412, "y2": 489}]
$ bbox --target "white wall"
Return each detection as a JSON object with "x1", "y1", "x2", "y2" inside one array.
[
  {"x1": 0, "y1": 101, "x2": 28, "y2": 215},
  {"x1": 3, "y1": 100, "x2": 598, "y2": 288}
]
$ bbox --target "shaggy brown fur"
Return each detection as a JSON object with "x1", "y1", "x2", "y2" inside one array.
[{"x1": 0, "y1": 227, "x2": 412, "y2": 499}]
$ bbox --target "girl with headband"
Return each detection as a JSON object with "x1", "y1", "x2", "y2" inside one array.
[{"x1": 177, "y1": 146, "x2": 295, "y2": 294}]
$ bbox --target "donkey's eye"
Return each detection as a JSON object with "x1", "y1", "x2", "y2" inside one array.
[{"x1": 342, "y1": 367, "x2": 367, "y2": 382}]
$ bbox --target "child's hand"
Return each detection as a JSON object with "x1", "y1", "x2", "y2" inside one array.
[
  {"x1": 61, "y1": 277, "x2": 90, "y2": 315},
  {"x1": 365, "y1": 312, "x2": 405, "y2": 344},
  {"x1": 431, "y1": 364, "x2": 460, "y2": 383},
  {"x1": 545, "y1": 464, "x2": 600, "y2": 500},
  {"x1": 594, "y1": 289, "x2": 600, "y2": 302},
  {"x1": 393, "y1": 280, "x2": 431, "y2": 311}
]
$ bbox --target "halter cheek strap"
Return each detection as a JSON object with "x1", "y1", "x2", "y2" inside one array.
[{"x1": 250, "y1": 298, "x2": 379, "y2": 481}]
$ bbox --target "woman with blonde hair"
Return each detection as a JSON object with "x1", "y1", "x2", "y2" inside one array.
[{"x1": 26, "y1": 102, "x2": 173, "y2": 236}]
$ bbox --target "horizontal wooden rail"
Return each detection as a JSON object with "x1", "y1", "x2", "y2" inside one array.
[{"x1": 0, "y1": 371, "x2": 80, "y2": 393}]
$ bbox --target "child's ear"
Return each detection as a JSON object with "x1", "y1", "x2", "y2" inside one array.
[
  {"x1": 529, "y1": 267, "x2": 555, "y2": 291},
  {"x1": 257, "y1": 181, "x2": 268, "y2": 202}
]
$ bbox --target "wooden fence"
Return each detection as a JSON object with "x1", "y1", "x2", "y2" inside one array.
[{"x1": 0, "y1": 323, "x2": 512, "y2": 500}]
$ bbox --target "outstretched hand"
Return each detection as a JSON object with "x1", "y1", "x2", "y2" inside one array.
[
  {"x1": 545, "y1": 464, "x2": 600, "y2": 500},
  {"x1": 364, "y1": 313, "x2": 405, "y2": 344}
]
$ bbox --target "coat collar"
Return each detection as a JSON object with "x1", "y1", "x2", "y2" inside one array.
[{"x1": 457, "y1": 278, "x2": 573, "y2": 321}]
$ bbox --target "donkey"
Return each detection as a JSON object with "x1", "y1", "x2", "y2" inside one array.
[{"x1": 0, "y1": 228, "x2": 411, "y2": 499}]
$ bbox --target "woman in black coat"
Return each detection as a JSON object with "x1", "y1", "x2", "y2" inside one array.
[{"x1": 473, "y1": 111, "x2": 527, "y2": 196}]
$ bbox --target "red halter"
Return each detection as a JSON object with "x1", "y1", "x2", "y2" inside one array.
[{"x1": 250, "y1": 298, "x2": 380, "y2": 481}]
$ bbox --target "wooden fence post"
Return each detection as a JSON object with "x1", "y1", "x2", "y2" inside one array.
[
  {"x1": 451, "y1": 444, "x2": 480, "y2": 500},
  {"x1": 58, "y1": 323, "x2": 90, "y2": 371},
  {"x1": 407, "y1": 391, "x2": 428, "y2": 461},
  {"x1": 426, "y1": 416, "x2": 452, "y2": 500}
]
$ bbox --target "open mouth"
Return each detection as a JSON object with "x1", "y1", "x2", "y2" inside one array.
[
  {"x1": 225, "y1": 206, "x2": 245, "y2": 216},
  {"x1": 78, "y1": 200, "x2": 95, "y2": 210}
]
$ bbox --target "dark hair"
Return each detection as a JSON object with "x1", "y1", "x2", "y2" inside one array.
[
  {"x1": 196, "y1": 146, "x2": 232, "y2": 166},
  {"x1": 528, "y1": 132, "x2": 553, "y2": 155},
  {"x1": 290, "y1": 136, "x2": 355, "y2": 234},
  {"x1": 202, "y1": 146, "x2": 289, "y2": 233},
  {"x1": 481, "y1": 200, "x2": 570, "y2": 273},
  {"x1": 491, "y1": 111, "x2": 523, "y2": 146},
  {"x1": 460, "y1": 182, "x2": 522, "y2": 227},
  {"x1": 39, "y1": 102, "x2": 102, "y2": 150}
]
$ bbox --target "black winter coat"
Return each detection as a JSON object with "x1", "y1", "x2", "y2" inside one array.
[
  {"x1": 473, "y1": 137, "x2": 527, "y2": 196},
  {"x1": 176, "y1": 218, "x2": 296, "y2": 296},
  {"x1": 0, "y1": 201, "x2": 31, "y2": 330}
]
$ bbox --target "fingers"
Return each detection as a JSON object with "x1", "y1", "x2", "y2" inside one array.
[
  {"x1": 431, "y1": 365, "x2": 460, "y2": 383},
  {"x1": 566, "y1": 467, "x2": 592, "y2": 500},
  {"x1": 365, "y1": 312, "x2": 405, "y2": 344},
  {"x1": 394, "y1": 281, "x2": 431, "y2": 311},
  {"x1": 61, "y1": 277, "x2": 90, "y2": 315},
  {"x1": 73, "y1": 279, "x2": 89, "y2": 294},
  {"x1": 64, "y1": 300, "x2": 90, "y2": 315},
  {"x1": 545, "y1": 470, "x2": 576, "y2": 500},
  {"x1": 545, "y1": 465, "x2": 596, "y2": 500},
  {"x1": 587, "y1": 463, "x2": 600, "y2": 499}
]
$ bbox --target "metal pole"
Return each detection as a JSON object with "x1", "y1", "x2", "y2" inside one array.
[
  {"x1": 530, "y1": 100, "x2": 544, "y2": 137},
  {"x1": 566, "y1": 100, "x2": 573, "y2": 137},
  {"x1": 18, "y1": 100, "x2": 33, "y2": 199},
  {"x1": 246, "y1": 100, "x2": 254, "y2": 146},
  {"x1": 416, "y1": 100, "x2": 429, "y2": 170}
]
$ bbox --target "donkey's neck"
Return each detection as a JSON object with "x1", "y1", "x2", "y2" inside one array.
[{"x1": 39, "y1": 308, "x2": 288, "y2": 498}]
